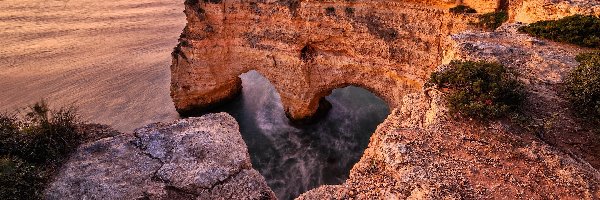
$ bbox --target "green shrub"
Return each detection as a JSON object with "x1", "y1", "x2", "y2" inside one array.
[
  {"x1": 325, "y1": 6, "x2": 336, "y2": 16},
  {"x1": 450, "y1": 5, "x2": 477, "y2": 14},
  {"x1": 0, "y1": 101, "x2": 83, "y2": 200},
  {"x1": 565, "y1": 51, "x2": 600, "y2": 120},
  {"x1": 518, "y1": 15, "x2": 600, "y2": 48},
  {"x1": 345, "y1": 7, "x2": 355, "y2": 15},
  {"x1": 476, "y1": 11, "x2": 508, "y2": 30},
  {"x1": 427, "y1": 60, "x2": 525, "y2": 120},
  {"x1": 0, "y1": 156, "x2": 46, "y2": 199}
]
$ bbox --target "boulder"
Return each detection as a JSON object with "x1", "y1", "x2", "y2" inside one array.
[{"x1": 45, "y1": 113, "x2": 275, "y2": 200}]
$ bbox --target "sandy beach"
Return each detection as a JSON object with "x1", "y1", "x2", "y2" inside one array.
[{"x1": 0, "y1": 0, "x2": 186, "y2": 131}]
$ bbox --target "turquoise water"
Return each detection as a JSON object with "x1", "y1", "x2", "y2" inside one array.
[{"x1": 200, "y1": 71, "x2": 389, "y2": 200}]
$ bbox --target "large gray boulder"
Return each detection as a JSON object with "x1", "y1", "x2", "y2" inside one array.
[{"x1": 45, "y1": 113, "x2": 276, "y2": 200}]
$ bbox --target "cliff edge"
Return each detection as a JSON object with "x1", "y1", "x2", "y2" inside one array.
[
  {"x1": 45, "y1": 0, "x2": 600, "y2": 199},
  {"x1": 298, "y1": 23, "x2": 600, "y2": 199},
  {"x1": 45, "y1": 113, "x2": 276, "y2": 199}
]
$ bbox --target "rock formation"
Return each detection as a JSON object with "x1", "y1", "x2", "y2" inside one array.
[
  {"x1": 298, "y1": 23, "x2": 600, "y2": 199},
  {"x1": 45, "y1": 113, "x2": 275, "y2": 200},
  {"x1": 167, "y1": 0, "x2": 600, "y2": 199},
  {"x1": 444, "y1": 23, "x2": 600, "y2": 169},
  {"x1": 171, "y1": 0, "x2": 600, "y2": 120},
  {"x1": 509, "y1": 0, "x2": 600, "y2": 23},
  {"x1": 170, "y1": 0, "x2": 477, "y2": 120}
]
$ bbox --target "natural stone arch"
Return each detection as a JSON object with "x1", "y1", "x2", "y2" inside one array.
[
  {"x1": 170, "y1": 0, "x2": 476, "y2": 120},
  {"x1": 307, "y1": 82, "x2": 394, "y2": 118}
]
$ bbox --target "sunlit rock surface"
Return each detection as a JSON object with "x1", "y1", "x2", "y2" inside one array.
[
  {"x1": 170, "y1": 0, "x2": 476, "y2": 120},
  {"x1": 510, "y1": 0, "x2": 600, "y2": 23},
  {"x1": 45, "y1": 113, "x2": 275, "y2": 199},
  {"x1": 444, "y1": 23, "x2": 600, "y2": 169},
  {"x1": 298, "y1": 23, "x2": 600, "y2": 200},
  {"x1": 45, "y1": 0, "x2": 600, "y2": 199}
]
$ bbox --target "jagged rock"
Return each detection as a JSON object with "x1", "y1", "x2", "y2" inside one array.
[
  {"x1": 298, "y1": 24, "x2": 600, "y2": 199},
  {"x1": 170, "y1": 0, "x2": 599, "y2": 122},
  {"x1": 299, "y1": 92, "x2": 600, "y2": 199},
  {"x1": 167, "y1": 1, "x2": 600, "y2": 199},
  {"x1": 170, "y1": 0, "x2": 477, "y2": 121},
  {"x1": 45, "y1": 113, "x2": 276, "y2": 200},
  {"x1": 510, "y1": 0, "x2": 600, "y2": 23},
  {"x1": 461, "y1": 0, "x2": 501, "y2": 13}
]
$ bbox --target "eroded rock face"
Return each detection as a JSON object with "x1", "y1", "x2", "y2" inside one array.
[
  {"x1": 45, "y1": 113, "x2": 275, "y2": 200},
  {"x1": 297, "y1": 24, "x2": 600, "y2": 199},
  {"x1": 299, "y1": 91, "x2": 600, "y2": 199},
  {"x1": 165, "y1": 0, "x2": 600, "y2": 198},
  {"x1": 171, "y1": 0, "x2": 600, "y2": 122},
  {"x1": 510, "y1": 0, "x2": 600, "y2": 23},
  {"x1": 170, "y1": 0, "x2": 476, "y2": 120}
]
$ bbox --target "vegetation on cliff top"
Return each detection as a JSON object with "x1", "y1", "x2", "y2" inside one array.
[
  {"x1": 476, "y1": 11, "x2": 508, "y2": 30},
  {"x1": 519, "y1": 15, "x2": 600, "y2": 48},
  {"x1": 427, "y1": 60, "x2": 525, "y2": 120},
  {"x1": 345, "y1": 7, "x2": 355, "y2": 16},
  {"x1": 449, "y1": 5, "x2": 477, "y2": 14},
  {"x1": 325, "y1": 7, "x2": 336, "y2": 16},
  {"x1": 565, "y1": 51, "x2": 600, "y2": 121},
  {"x1": 0, "y1": 101, "x2": 84, "y2": 200}
]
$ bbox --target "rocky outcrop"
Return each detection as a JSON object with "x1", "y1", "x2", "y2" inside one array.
[
  {"x1": 444, "y1": 23, "x2": 600, "y2": 168},
  {"x1": 45, "y1": 113, "x2": 275, "y2": 200},
  {"x1": 301, "y1": 93, "x2": 600, "y2": 198},
  {"x1": 169, "y1": 0, "x2": 600, "y2": 121},
  {"x1": 297, "y1": 24, "x2": 600, "y2": 199},
  {"x1": 461, "y1": 0, "x2": 502, "y2": 13},
  {"x1": 170, "y1": 0, "x2": 477, "y2": 120},
  {"x1": 509, "y1": 0, "x2": 600, "y2": 23},
  {"x1": 167, "y1": 1, "x2": 600, "y2": 198}
]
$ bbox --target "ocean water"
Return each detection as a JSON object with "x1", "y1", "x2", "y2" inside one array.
[
  {"x1": 0, "y1": 0, "x2": 185, "y2": 132},
  {"x1": 202, "y1": 71, "x2": 390, "y2": 199},
  {"x1": 0, "y1": 1, "x2": 390, "y2": 198}
]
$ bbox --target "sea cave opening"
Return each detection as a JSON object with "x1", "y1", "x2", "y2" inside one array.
[{"x1": 197, "y1": 70, "x2": 390, "y2": 199}]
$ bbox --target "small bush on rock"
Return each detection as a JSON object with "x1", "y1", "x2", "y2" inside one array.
[
  {"x1": 345, "y1": 7, "x2": 355, "y2": 16},
  {"x1": 518, "y1": 15, "x2": 600, "y2": 48},
  {"x1": 427, "y1": 60, "x2": 525, "y2": 120},
  {"x1": 565, "y1": 51, "x2": 600, "y2": 120},
  {"x1": 450, "y1": 5, "x2": 477, "y2": 14},
  {"x1": 476, "y1": 11, "x2": 508, "y2": 30},
  {"x1": 0, "y1": 101, "x2": 83, "y2": 200},
  {"x1": 0, "y1": 156, "x2": 46, "y2": 199},
  {"x1": 325, "y1": 7, "x2": 336, "y2": 16}
]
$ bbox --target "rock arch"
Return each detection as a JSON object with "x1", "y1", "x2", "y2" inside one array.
[{"x1": 170, "y1": 0, "x2": 475, "y2": 120}]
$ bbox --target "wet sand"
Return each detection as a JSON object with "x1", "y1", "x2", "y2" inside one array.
[{"x1": 0, "y1": 0, "x2": 186, "y2": 132}]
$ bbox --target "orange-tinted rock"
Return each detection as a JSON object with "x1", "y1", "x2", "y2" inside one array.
[
  {"x1": 509, "y1": 0, "x2": 600, "y2": 23},
  {"x1": 170, "y1": 0, "x2": 475, "y2": 120},
  {"x1": 170, "y1": 1, "x2": 600, "y2": 199},
  {"x1": 298, "y1": 23, "x2": 600, "y2": 200}
]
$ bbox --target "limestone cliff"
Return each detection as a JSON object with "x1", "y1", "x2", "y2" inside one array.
[
  {"x1": 36, "y1": 0, "x2": 600, "y2": 199},
  {"x1": 509, "y1": 0, "x2": 600, "y2": 23},
  {"x1": 170, "y1": 0, "x2": 476, "y2": 121},
  {"x1": 298, "y1": 23, "x2": 600, "y2": 199},
  {"x1": 299, "y1": 95, "x2": 600, "y2": 199},
  {"x1": 169, "y1": 0, "x2": 600, "y2": 121},
  {"x1": 168, "y1": 0, "x2": 600, "y2": 199},
  {"x1": 46, "y1": 113, "x2": 275, "y2": 199}
]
